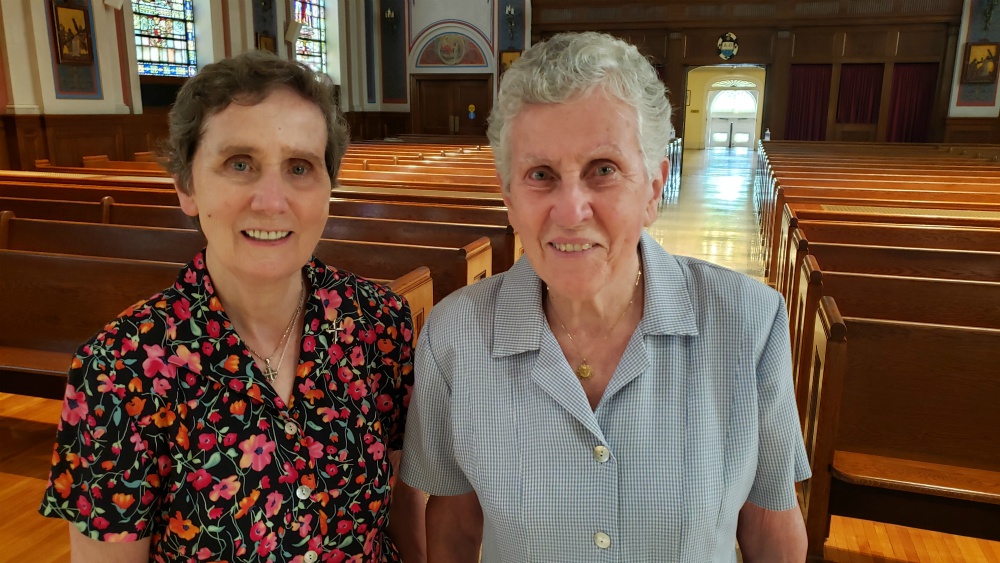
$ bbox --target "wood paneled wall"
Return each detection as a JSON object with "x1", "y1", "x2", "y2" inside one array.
[
  {"x1": 343, "y1": 112, "x2": 412, "y2": 141},
  {"x1": 530, "y1": 0, "x2": 999, "y2": 144},
  {"x1": 0, "y1": 110, "x2": 170, "y2": 170}
]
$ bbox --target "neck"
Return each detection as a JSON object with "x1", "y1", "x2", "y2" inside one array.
[
  {"x1": 207, "y1": 254, "x2": 307, "y2": 345},
  {"x1": 545, "y1": 259, "x2": 643, "y2": 338}
]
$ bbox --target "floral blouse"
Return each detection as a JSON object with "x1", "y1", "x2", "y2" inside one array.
[{"x1": 40, "y1": 252, "x2": 414, "y2": 562}]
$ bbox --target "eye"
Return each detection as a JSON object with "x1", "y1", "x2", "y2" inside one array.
[
  {"x1": 528, "y1": 170, "x2": 550, "y2": 181},
  {"x1": 229, "y1": 158, "x2": 251, "y2": 173},
  {"x1": 595, "y1": 164, "x2": 616, "y2": 176},
  {"x1": 291, "y1": 164, "x2": 309, "y2": 176}
]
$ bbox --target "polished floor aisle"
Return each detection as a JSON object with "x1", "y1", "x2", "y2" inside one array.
[{"x1": 648, "y1": 147, "x2": 764, "y2": 279}]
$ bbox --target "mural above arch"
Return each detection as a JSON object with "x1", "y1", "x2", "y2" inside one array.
[{"x1": 416, "y1": 32, "x2": 487, "y2": 67}]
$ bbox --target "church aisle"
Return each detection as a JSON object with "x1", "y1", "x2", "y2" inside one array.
[{"x1": 647, "y1": 148, "x2": 764, "y2": 279}]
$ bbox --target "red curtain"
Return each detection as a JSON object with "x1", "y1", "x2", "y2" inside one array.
[
  {"x1": 836, "y1": 64, "x2": 884, "y2": 124},
  {"x1": 886, "y1": 63, "x2": 939, "y2": 143},
  {"x1": 785, "y1": 65, "x2": 832, "y2": 141}
]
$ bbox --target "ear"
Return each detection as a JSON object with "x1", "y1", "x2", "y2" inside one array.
[
  {"x1": 643, "y1": 159, "x2": 668, "y2": 227},
  {"x1": 174, "y1": 175, "x2": 199, "y2": 218}
]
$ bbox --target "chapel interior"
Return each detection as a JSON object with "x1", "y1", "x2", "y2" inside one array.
[{"x1": 0, "y1": 0, "x2": 999, "y2": 561}]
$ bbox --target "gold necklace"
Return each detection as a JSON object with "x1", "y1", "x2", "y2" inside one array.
[
  {"x1": 549, "y1": 268, "x2": 642, "y2": 380},
  {"x1": 242, "y1": 280, "x2": 307, "y2": 384}
]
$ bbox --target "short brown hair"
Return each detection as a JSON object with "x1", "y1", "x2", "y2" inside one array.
[{"x1": 164, "y1": 50, "x2": 349, "y2": 194}]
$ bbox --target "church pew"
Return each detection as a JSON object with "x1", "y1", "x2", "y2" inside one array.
[
  {"x1": 776, "y1": 219, "x2": 1000, "y2": 301},
  {"x1": 0, "y1": 249, "x2": 433, "y2": 400},
  {"x1": 82, "y1": 155, "x2": 165, "y2": 172},
  {"x1": 789, "y1": 254, "x2": 1000, "y2": 420},
  {"x1": 0, "y1": 211, "x2": 490, "y2": 303},
  {"x1": 799, "y1": 296, "x2": 847, "y2": 561},
  {"x1": 805, "y1": 314, "x2": 1000, "y2": 550},
  {"x1": 770, "y1": 201, "x2": 1000, "y2": 287},
  {"x1": 329, "y1": 198, "x2": 510, "y2": 226}
]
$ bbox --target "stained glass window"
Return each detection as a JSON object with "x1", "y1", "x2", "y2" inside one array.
[
  {"x1": 132, "y1": 0, "x2": 197, "y2": 77},
  {"x1": 711, "y1": 79, "x2": 757, "y2": 88},
  {"x1": 294, "y1": 0, "x2": 327, "y2": 74}
]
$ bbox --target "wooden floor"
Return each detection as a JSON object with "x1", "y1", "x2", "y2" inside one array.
[{"x1": 3, "y1": 148, "x2": 999, "y2": 561}]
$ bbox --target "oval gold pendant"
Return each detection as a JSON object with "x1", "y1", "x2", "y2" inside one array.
[{"x1": 575, "y1": 362, "x2": 593, "y2": 380}]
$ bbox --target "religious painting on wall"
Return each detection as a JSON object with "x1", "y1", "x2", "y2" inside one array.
[
  {"x1": 961, "y1": 42, "x2": 999, "y2": 84},
  {"x1": 499, "y1": 50, "x2": 520, "y2": 78},
  {"x1": 51, "y1": 1, "x2": 94, "y2": 65},
  {"x1": 416, "y1": 32, "x2": 487, "y2": 67}
]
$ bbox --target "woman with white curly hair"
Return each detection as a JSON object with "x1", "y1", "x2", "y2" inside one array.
[{"x1": 401, "y1": 31, "x2": 809, "y2": 562}]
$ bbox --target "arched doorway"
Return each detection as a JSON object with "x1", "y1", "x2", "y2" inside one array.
[{"x1": 706, "y1": 87, "x2": 758, "y2": 149}]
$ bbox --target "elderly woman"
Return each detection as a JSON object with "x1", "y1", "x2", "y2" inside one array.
[
  {"x1": 400, "y1": 32, "x2": 809, "y2": 562},
  {"x1": 40, "y1": 51, "x2": 424, "y2": 562}
]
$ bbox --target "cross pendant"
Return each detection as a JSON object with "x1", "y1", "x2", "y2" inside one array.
[
  {"x1": 575, "y1": 361, "x2": 593, "y2": 380},
  {"x1": 262, "y1": 360, "x2": 278, "y2": 383}
]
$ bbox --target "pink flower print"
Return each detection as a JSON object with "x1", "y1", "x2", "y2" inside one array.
[
  {"x1": 165, "y1": 315, "x2": 177, "y2": 341},
  {"x1": 250, "y1": 521, "x2": 267, "y2": 542},
  {"x1": 197, "y1": 433, "x2": 217, "y2": 451},
  {"x1": 317, "y1": 407, "x2": 339, "y2": 423},
  {"x1": 209, "y1": 475, "x2": 240, "y2": 502},
  {"x1": 239, "y1": 434, "x2": 277, "y2": 472},
  {"x1": 196, "y1": 547, "x2": 215, "y2": 561},
  {"x1": 76, "y1": 495, "x2": 92, "y2": 517},
  {"x1": 302, "y1": 436, "x2": 323, "y2": 461},
  {"x1": 187, "y1": 469, "x2": 213, "y2": 491},
  {"x1": 358, "y1": 328, "x2": 377, "y2": 344},
  {"x1": 169, "y1": 345, "x2": 202, "y2": 374},
  {"x1": 265, "y1": 491, "x2": 284, "y2": 518},
  {"x1": 329, "y1": 344, "x2": 345, "y2": 362},
  {"x1": 302, "y1": 335, "x2": 316, "y2": 352},
  {"x1": 223, "y1": 432, "x2": 238, "y2": 447},
  {"x1": 92, "y1": 517, "x2": 110, "y2": 530},
  {"x1": 374, "y1": 394, "x2": 394, "y2": 413},
  {"x1": 201, "y1": 341, "x2": 214, "y2": 356},
  {"x1": 172, "y1": 299, "x2": 192, "y2": 321},
  {"x1": 337, "y1": 366, "x2": 354, "y2": 383},
  {"x1": 367, "y1": 441, "x2": 385, "y2": 461},
  {"x1": 296, "y1": 514, "x2": 314, "y2": 538},
  {"x1": 316, "y1": 288, "x2": 342, "y2": 321},
  {"x1": 208, "y1": 507, "x2": 223, "y2": 520},
  {"x1": 184, "y1": 268, "x2": 198, "y2": 285},
  {"x1": 121, "y1": 336, "x2": 138, "y2": 354},
  {"x1": 152, "y1": 377, "x2": 172, "y2": 396},
  {"x1": 336, "y1": 519, "x2": 353, "y2": 535},
  {"x1": 207, "y1": 319, "x2": 221, "y2": 338},
  {"x1": 256, "y1": 532, "x2": 278, "y2": 557},
  {"x1": 348, "y1": 380, "x2": 368, "y2": 401},
  {"x1": 278, "y1": 462, "x2": 299, "y2": 485},
  {"x1": 103, "y1": 531, "x2": 137, "y2": 542},
  {"x1": 349, "y1": 346, "x2": 364, "y2": 367},
  {"x1": 129, "y1": 431, "x2": 147, "y2": 452},
  {"x1": 61, "y1": 387, "x2": 89, "y2": 426}
]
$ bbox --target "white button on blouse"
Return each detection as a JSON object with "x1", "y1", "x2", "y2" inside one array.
[
  {"x1": 592, "y1": 445, "x2": 610, "y2": 463},
  {"x1": 593, "y1": 532, "x2": 611, "y2": 549}
]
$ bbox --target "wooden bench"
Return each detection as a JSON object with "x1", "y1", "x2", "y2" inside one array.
[{"x1": 0, "y1": 249, "x2": 433, "y2": 400}]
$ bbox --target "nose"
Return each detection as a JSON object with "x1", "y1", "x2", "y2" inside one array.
[
  {"x1": 250, "y1": 168, "x2": 291, "y2": 214},
  {"x1": 550, "y1": 178, "x2": 593, "y2": 227}
]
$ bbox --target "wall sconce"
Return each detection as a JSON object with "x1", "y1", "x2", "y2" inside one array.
[
  {"x1": 505, "y1": 4, "x2": 517, "y2": 40},
  {"x1": 384, "y1": 8, "x2": 397, "y2": 36}
]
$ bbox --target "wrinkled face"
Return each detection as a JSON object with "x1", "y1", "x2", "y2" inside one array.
[
  {"x1": 502, "y1": 88, "x2": 666, "y2": 299},
  {"x1": 176, "y1": 87, "x2": 331, "y2": 289}
]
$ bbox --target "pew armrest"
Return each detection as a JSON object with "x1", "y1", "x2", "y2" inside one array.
[
  {"x1": 0, "y1": 345, "x2": 72, "y2": 399},
  {"x1": 831, "y1": 450, "x2": 1000, "y2": 506}
]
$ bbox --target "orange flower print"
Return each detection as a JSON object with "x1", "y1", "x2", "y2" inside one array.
[
  {"x1": 223, "y1": 354, "x2": 241, "y2": 373},
  {"x1": 176, "y1": 423, "x2": 190, "y2": 450},
  {"x1": 235, "y1": 489, "x2": 261, "y2": 519},
  {"x1": 112, "y1": 493, "x2": 136, "y2": 511},
  {"x1": 53, "y1": 470, "x2": 73, "y2": 499},
  {"x1": 377, "y1": 338, "x2": 395, "y2": 354},
  {"x1": 168, "y1": 511, "x2": 199, "y2": 540},
  {"x1": 152, "y1": 406, "x2": 176, "y2": 428},
  {"x1": 230, "y1": 400, "x2": 247, "y2": 417},
  {"x1": 125, "y1": 396, "x2": 146, "y2": 417}
]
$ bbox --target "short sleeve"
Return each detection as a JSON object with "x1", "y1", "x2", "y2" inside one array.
[
  {"x1": 39, "y1": 336, "x2": 171, "y2": 541},
  {"x1": 399, "y1": 318, "x2": 473, "y2": 496},
  {"x1": 746, "y1": 297, "x2": 811, "y2": 511}
]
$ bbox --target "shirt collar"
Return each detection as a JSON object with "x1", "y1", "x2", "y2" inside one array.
[{"x1": 492, "y1": 232, "x2": 698, "y2": 359}]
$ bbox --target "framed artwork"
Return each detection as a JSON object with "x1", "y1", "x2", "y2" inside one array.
[
  {"x1": 499, "y1": 50, "x2": 521, "y2": 77},
  {"x1": 256, "y1": 33, "x2": 277, "y2": 54},
  {"x1": 51, "y1": 2, "x2": 93, "y2": 65},
  {"x1": 961, "y1": 42, "x2": 998, "y2": 84}
]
